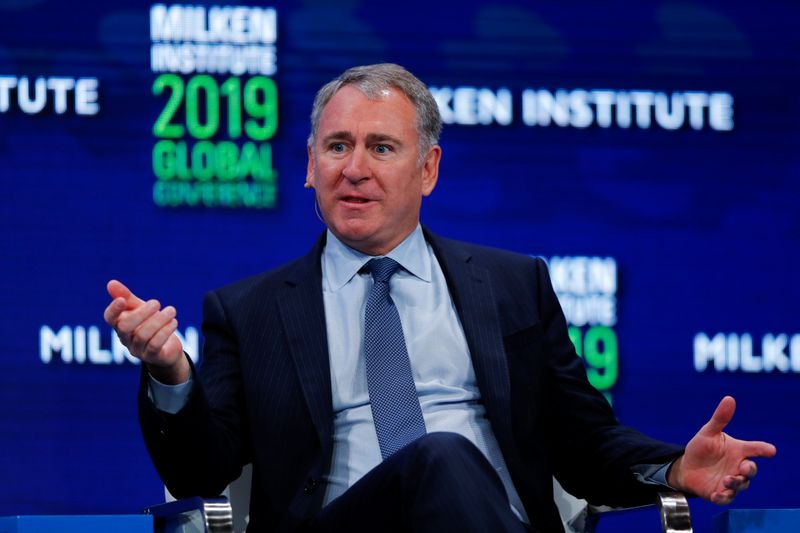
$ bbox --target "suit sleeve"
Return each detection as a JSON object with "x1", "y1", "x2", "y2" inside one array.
[
  {"x1": 138, "y1": 289, "x2": 251, "y2": 499},
  {"x1": 532, "y1": 257, "x2": 684, "y2": 507}
]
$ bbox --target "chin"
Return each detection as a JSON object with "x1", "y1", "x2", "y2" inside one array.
[{"x1": 330, "y1": 223, "x2": 379, "y2": 248}]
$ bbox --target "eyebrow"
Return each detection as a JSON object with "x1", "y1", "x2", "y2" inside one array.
[
  {"x1": 320, "y1": 131, "x2": 404, "y2": 147},
  {"x1": 365, "y1": 133, "x2": 403, "y2": 146},
  {"x1": 321, "y1": 131, "x2": 355, "y2": 145}
]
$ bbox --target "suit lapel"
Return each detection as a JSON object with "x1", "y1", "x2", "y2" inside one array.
[
  {"x1": 425, "y1": 229, "x2": 515, "y2": 455},
  {"x1": 275, "y1": 229, "x2": 517, "y2": 464},
  {"x1": 277, "y1": 235, "x2": 333, "y2": 458}
]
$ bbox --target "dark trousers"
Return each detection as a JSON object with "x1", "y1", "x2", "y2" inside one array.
[{"x1": 309, "y1": 432, "x2": 531, "y2": 533}]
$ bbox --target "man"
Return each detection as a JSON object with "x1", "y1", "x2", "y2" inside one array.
[{"x1": 104, "y1": 64, "x2": 775, "y2": 532}]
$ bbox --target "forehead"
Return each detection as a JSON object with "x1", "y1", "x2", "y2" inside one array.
[{"x1": 317, "y1": 85, "x2": 418, "y2": 139}]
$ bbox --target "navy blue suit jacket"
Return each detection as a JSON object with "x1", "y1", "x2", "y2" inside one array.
[{"x1": 139, "y1": 228, "x2": 682, "y2": 532}]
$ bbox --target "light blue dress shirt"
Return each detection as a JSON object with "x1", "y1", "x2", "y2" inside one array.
[{"x1": 319, "y1": 225, "x2": 528, "y2": 521}]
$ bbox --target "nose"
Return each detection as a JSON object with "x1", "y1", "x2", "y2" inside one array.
[{"x1": 342, "y1": 146, "x2": 370, "y2": 183}]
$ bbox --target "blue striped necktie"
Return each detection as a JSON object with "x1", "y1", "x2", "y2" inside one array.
[{"x1": 363, "y1": 257, "x2": 427, "y2": 459}]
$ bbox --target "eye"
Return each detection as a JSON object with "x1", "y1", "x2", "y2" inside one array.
[
  {"x1": 330, "y1": 143, "x2": 346, "y2": 153},
  {"x1": 374, "y1": 144, "x2": 391, "y2": 155}
]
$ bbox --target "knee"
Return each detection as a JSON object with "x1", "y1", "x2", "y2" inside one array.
[
  {"x1": 415, "y1": 431, "x2": 474, "y2": 447},
  {"x1": 405, "y1": 432, "x2": 487, "y2": 470},
  {"x1": 398, "y1": 433, "x2": 512, "y2": 521}
]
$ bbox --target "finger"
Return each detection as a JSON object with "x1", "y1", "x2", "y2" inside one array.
[
  {"x1": 107, "y1": 279, "x2": 146, "y2": 307},
  {"x1": 723, "y1": 475, "x2": 747, "y2": 490},
  {"x1": 739, "y1": 460, "x2": 757, "y2": 479},
  {"x1": 133, "y1": 306, "x2": 176, "y2": 352},
  {"x1": 117, "y1": 299, "x2": 161, "y2": 339},
  {"x1": 103, "y1": 297, "x2": 127, "y2": 325},
  {"x1": 702, "y1": 396, "x2": 736, "y2": 435},
  {"x1": 130, "y1": 305, "x2": 174, "y2": 356},
  {"x1": 142, "y1": 318, "x2": 179, "y2": 361},
  {"x1": 711, "y1": 489, "x2": 735, "y2": 505},
  {"x1": 742, "y1": 441, "x2": 777, "y2": 458}
]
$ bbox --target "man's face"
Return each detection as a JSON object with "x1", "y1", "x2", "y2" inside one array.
[{"x1": 307, "y1": 85, "x2": 441, "y2": 256}]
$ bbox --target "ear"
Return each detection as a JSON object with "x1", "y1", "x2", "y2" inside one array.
[
  {"x1": 306, "y1": 144, "x2": 315, "y2": 188},
  {"x1": 420, "y1": 145, "x2": 441, "y2": 196}
]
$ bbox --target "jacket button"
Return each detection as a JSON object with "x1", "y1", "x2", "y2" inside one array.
[{"x1": 303, "y1": 478, "x2": 318, "y2": 494}]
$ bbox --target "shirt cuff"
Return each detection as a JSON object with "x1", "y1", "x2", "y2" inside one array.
[
  {"x1": 631, "y1": 460, "x2": 677, "y2": 490},
  {"x1": 147, "y1": 373, "x2": 193, "y2": 414}
]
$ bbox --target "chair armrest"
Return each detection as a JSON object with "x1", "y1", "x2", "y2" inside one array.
[
  {"x1": 144, "y1": 497, "x2": 234, "y2": 533},
  {"x1": 584, "y1": 492, "x2": 692, "y2": 533},
  {"x1": 655, "y1": 492, "x2": 692, "y2": 533}
]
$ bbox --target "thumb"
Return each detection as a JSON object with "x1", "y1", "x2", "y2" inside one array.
[
  {"x1": 702, "y1": 396, "x2": 736, "y2": 435},
  {"x1": 107, "y1": 279, "x2": 145, "y2": 307}
]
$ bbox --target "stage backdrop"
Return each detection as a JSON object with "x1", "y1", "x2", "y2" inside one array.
[{"x1": 1, "y1": 1, "x2": 797, "y2": 531}]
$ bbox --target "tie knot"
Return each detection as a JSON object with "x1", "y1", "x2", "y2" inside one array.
[{"x1": 367, "y1": 257, "x2": 401, "y2": 284}]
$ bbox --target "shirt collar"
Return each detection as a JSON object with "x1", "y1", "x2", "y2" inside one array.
[{"x1": 323, "y1": 225, "x2": 432, "y2": 291}]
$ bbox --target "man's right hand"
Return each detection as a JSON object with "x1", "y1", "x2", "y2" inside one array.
[{"x1": 103, "y1": 279, "x2": 189, "y2": 384}]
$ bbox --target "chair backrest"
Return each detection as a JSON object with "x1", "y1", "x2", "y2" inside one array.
[
  {"x1": 553, "y1": 477, "x2": 593, "y2": 533},
  {"x1": 227, "y1": 464, "x2": 251, "y2": 532}
]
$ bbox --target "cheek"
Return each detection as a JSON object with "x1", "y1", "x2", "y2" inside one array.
[
  {"x1": 314, "y1": 158, "x2": 340, "y2": 178},
  {"x1": 314, "y1": 167, "x2": 340, "y2": 196}
]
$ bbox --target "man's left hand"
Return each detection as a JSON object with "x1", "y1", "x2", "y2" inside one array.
[{"x1": 667, "y1": 396, "x2": 777, "y2": 505}]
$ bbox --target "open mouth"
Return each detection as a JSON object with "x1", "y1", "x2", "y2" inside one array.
[{"x1": 342, "y1": 196, "x2": 371, "y2": 204}]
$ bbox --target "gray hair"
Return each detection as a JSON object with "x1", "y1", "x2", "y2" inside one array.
[{"x1": 307, "y1": 63, "x2": 442, "y2": 158}]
